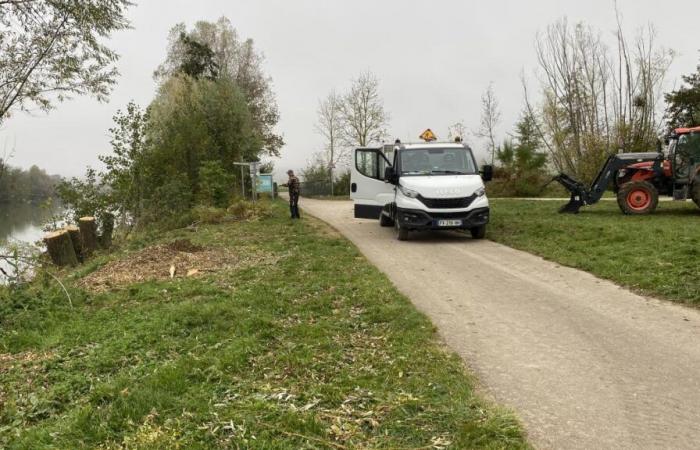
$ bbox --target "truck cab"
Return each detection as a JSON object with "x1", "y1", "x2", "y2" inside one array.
[{"x1": 351, "y1": 139, "x2": 493, "y2": 240}]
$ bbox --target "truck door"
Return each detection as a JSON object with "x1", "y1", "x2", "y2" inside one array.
[{"x1": 351, "y1": 148, "x2": 395, "y2": 219}]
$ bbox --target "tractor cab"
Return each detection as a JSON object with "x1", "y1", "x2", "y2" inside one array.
[{"x1": 668, "y1": 127, "x2": 700, "y2": 182}]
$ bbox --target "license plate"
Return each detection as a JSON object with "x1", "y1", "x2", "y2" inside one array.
[{"x1": 436, "y1": 219, "x2": 462, "y2": 227}]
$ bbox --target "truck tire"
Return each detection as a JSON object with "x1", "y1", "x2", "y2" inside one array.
[
  {"x1": 379, "y1": 212, "x2": 394, "y2": 227},
  {"x1": 470, "y1": 225, "x2": 486, "y2": 239},
  {"x1": 394, "y1": 221, "x2": 409, "y2": 241},
  {"x1": 617, "y1": 181, "x2": 659, "y2": 215}
]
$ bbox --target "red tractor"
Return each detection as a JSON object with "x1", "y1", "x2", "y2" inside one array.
[{"x1": 554, "y1": 126, "x2": 700, "y2": 214}]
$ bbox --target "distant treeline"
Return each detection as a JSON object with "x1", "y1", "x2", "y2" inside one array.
[{"x1": 0, "y1": 162, "x2": 61, "y2": 204}]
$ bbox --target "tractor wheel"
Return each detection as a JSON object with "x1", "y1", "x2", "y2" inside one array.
[
  {"x1": 691, "y1": 177, "x2": 700, "y2": 209},
  {"x1": 617, "y1": 181, "x2": 659, "y2": 215}
]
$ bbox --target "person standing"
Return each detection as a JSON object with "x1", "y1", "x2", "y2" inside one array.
[{"x1": 283, "y1": 170, "x2": 301, "y2": 219}]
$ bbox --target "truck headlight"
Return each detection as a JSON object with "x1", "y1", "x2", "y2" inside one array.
[
  {"x1": 475, "y1": 187, "x2": 486, "y2": 197},
  {"x1": 399, "y1": 185, "x2": 419, "y2": 198}
]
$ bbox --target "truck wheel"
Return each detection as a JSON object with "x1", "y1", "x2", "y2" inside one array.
[
  {"x1": 395, "y1": 221, "x2": 409, "y2": 241},
  {"x1": 470, "y1": 225, "x2": 486, "y2": 239},
  {"x1": 379, "y1": 212, "x2": 394, "y2": 227},
  {"x1": 617, "y1": 181, "x2": 659, "y2": 215}
]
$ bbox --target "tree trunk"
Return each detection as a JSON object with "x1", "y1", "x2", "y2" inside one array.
[
  {"x1": 64, "y1": 225, "x2": 83, "y2": 262},
  {"x1": 79, "y1": 217, "x2": 98, "y2": 257},
  {"x1": 99, "y1": 213, "x2": 115, "y2": 249},
  {"x1": 44, "y1": 230, "x2": 79, "y2": 267}
]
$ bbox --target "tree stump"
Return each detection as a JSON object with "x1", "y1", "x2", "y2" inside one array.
[
  {"x1": 64, "y1": 225, "x2": 83, "y2": 262},
  {"x1": 79, "y1": 217, "x2": 98, "y2": 258},
  {"x1": 44, "y1": 230, "x2": 79, "y2": 267},
  {"x1": 99, "y1": 213, "x2": 115, "y2": 249}
]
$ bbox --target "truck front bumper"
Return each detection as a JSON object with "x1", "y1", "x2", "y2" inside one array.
[{"x1": 396, "y1": 207, "x2": 490, "y2": 231}]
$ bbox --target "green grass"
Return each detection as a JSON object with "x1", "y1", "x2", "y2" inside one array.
[
  {"x1": 489, "y1": 199, "x2": 700, "y2": 305},
  {"x1": 0, "y1": 201, "x2": 527, "y2": 449}
]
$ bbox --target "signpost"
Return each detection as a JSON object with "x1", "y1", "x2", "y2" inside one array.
[{"x1": 234, "y1": 161, "x2": 265, "y2": 202}]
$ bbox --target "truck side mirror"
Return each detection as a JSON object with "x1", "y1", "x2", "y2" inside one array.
[
  {"x1": 481, "y1": 165, "x2": 494, "y2": 182},
  {"x1": 384, "y1": 166, "x2": 398, "y2": 184}
]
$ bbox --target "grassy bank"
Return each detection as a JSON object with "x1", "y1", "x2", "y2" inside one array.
[
  {"x1": 489, "y1": 199, "x2": 700, "y2": 305},
  {"x1": 0, "y1": 200, "x2": 526, "y2": 449}
]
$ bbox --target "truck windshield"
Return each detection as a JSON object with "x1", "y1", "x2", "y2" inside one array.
[{"x1": 399, "y1": 148, "x2": 477, "y2": 175}]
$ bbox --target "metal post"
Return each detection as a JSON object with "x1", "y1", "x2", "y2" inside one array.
[{"x1": 240, "y1": 165, "x2": 245, "y2": 199}]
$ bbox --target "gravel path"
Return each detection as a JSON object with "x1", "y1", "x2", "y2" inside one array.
[{"x1": 296, "y1": 196, "x2": 700, "y2": 449}]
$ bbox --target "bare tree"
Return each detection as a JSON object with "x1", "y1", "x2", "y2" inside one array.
[
  {"x1": 448, "y1": 121, "x2": 468, "y2": 143},
  {"x1": 533, "y1": 15, "x2": 673, "y2": 181},
  {"x1": 340, "y1": 72, "x2": 389, "y2": 147},
  {"x1": 315, "y1": 91, "x2": 346, "y2": 195},
  {"x1": 476, "y1": 83, "x2": 501, "y2": 165},
  {"x1": 0, "y1": 0, "x2": 132, "y2": 125}
]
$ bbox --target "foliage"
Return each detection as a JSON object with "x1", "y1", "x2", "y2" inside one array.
[
  {"x1": 0, "y1": 0, "x2": 133, "y2": 123},
  {"x1": 155, "y1": 17, "x2": 283, "y2": 156},
  {"x1": 56, "y1": 168, "x2": 111, "y2": 222},
  {"x1": 664, "y1": 63, "x2": 700, "y2": 130},
  {"x1": 301, "y1": 155, "x2": 331, "y2": 183},
  {"x1": 489, "y1": 199, "x2": 700, "y2": 304},
  {"x1": 494, "y1": 111, "x2": 549, "y2": 197},
  {"x1": 0, "y1": 163, "x2": 60, "y2": 204},
  {"x1": 176, "y1": 32, "x2": 219, "y2": 80},
  {"x1": 197, "y1": 160, "x2": 235, "y2": 208},
  {"x1": 99, "y1": 101, "x2": 149, "y2": 223},
  {"x1": 0, "y1": 201, "x2": 527, "y2": 448}
]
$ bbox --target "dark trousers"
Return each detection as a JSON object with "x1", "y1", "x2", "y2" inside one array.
[{"x1": 289, "y1": 192, "x2": 300, "y2": 218}]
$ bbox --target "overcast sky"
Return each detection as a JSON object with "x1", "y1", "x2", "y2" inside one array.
[{"x1": 2, "y1": 0, "x2": 698, "y2": 179}]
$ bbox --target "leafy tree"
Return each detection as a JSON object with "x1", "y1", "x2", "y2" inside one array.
[
  {"x1": 145, "y1": 76, "x2": 260, "y2": 203},
  {"x1": 0, "y1": 162, "x2": 59, "y2": 203},
  {"x1": 155, "y1": 18, "x2": 283, "y2": 156},
  {"x1": 99, "y1": 102, "x2": 149, "y2": 223},
  {"x1": 176, "y1": 33, "x2": 219, "y2": 80},
  {"x1": 198, "y1": 160, "x2": 234, "y2": 208},
  {"x1": 496, "y1": 111, "x2": 548, "y2": 196},
  {"x1": 0, "y1": 0, "x2": 133, "y2": 123},
  {"x1": 56, "y1": 167, "x2": 111, "y2": 222},
  {"x1": 665, "y1": 63, "x2": 700, "y2": 130}
]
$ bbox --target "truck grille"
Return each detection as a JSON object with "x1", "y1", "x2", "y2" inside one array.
[{"x1": 417, "y1": 194, "x2": 477, "y2": 209}]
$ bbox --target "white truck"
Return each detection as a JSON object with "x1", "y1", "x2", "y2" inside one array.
[{"x1": 351, "y1": 137, "x2": 493, "y2": 240}]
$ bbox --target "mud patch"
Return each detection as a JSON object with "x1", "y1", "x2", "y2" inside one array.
[{"x1": 79, "y1": 239, "x2": 274, "y2": 293}]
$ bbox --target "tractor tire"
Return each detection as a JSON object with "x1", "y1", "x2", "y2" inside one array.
[
  {"x1": 379, "y1": 212, "x2": 394, "y2": 227},
  {"x1": 691, "y1": 177, "x2": 700, "y2": 209},
  {"x1": 617, "y1": 181, "x2": 659, "y2": 215}
]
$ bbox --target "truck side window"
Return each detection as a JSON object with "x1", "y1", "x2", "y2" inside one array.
[{"x1": 356, "y1": 149, "x2": 389, "y2": 180}]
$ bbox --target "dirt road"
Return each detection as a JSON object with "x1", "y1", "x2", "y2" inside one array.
[{"x1": 297, "y1": 197, "x2": 700, "y2": 449}]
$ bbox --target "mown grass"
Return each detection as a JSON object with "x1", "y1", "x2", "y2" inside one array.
[
  {"x1": 0, "y1": 200, "x2": 527, "y2": 449},
  {"x1": 489, "y1": 199, "x2": 700, "y2": 305}
]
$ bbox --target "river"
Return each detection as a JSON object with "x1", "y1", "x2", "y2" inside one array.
[{"x1": 0, "y1": 202, "x2": 61, "y2": 281}]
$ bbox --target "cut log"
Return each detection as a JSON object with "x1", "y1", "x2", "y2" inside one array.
[
  {"x1": 79, "y1": 216, "x2": 98, "y2": 258},
  {"x1": 64, "y1": 225, "x2": 83, "y2": 262},
  {"x1": 99, "y1": 213, "x2": 115, "y2": 249},
  {"x1": 44, "y1": 230, "x2": 79, "y2": 267}
]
